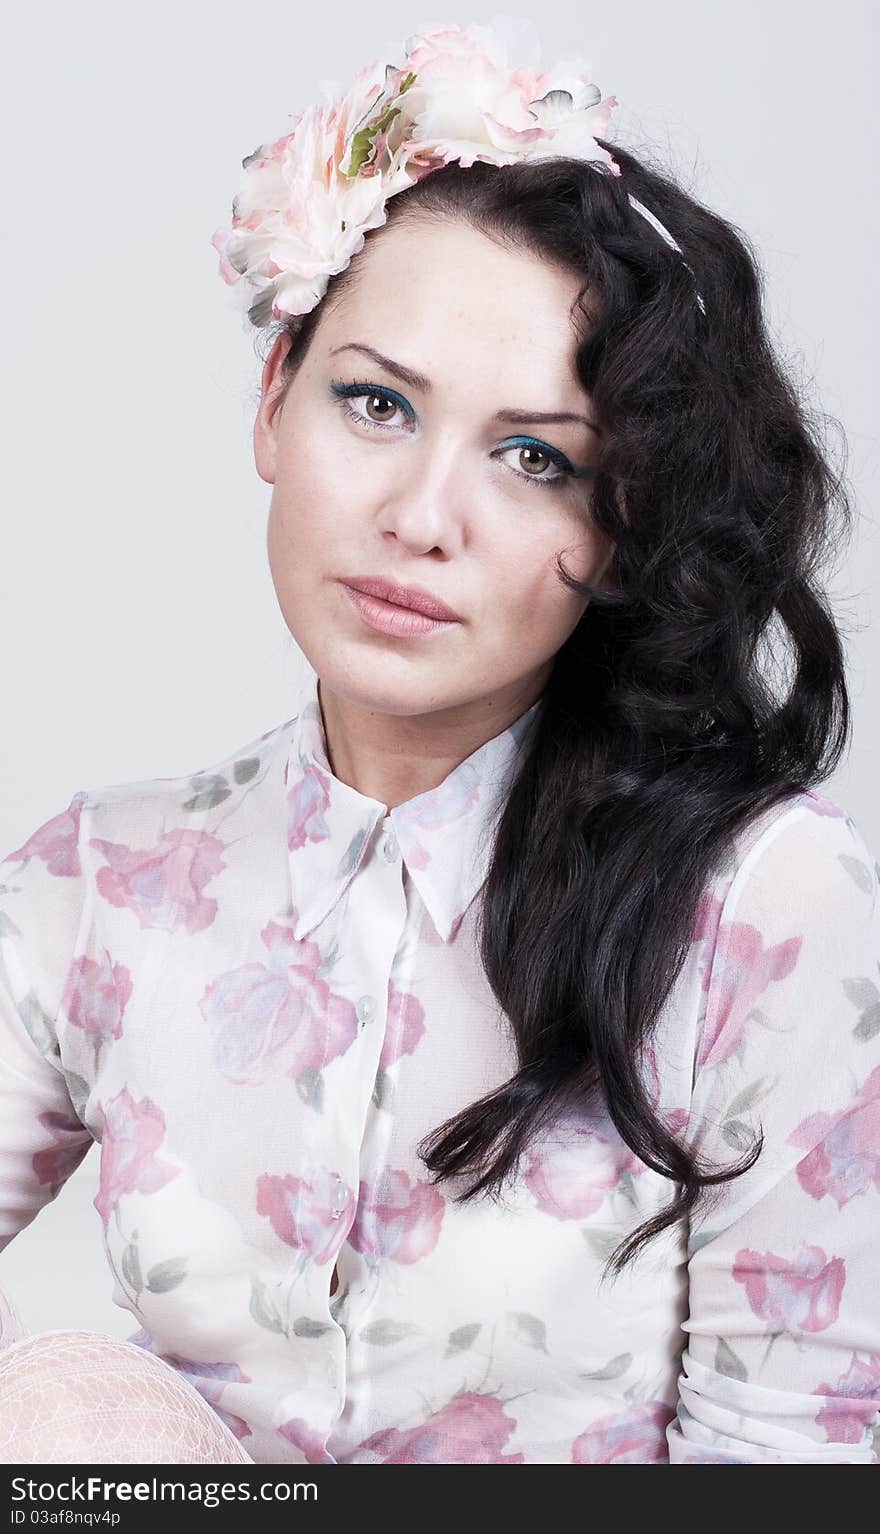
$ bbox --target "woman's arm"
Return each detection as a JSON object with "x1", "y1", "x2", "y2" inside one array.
[
  {"x1": 667, "y1": 798, "x2": 880, "y2": 1463},
  {"x1": 0, "y1": 793, "x2": 95, "y2": 1270}
]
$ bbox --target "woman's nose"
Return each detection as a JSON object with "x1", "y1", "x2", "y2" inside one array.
[{"x1": 375, "y1": 438, "x2": 467, "y2": 551}]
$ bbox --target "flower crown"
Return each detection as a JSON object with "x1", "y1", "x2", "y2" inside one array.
[{"x1": 211, "y1": 15, "x2": 703, "y2": 327}]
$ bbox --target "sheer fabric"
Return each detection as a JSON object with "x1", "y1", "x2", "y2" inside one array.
[{"x1": 1, "y1": 673, "x2": 879, "y2": 1462}]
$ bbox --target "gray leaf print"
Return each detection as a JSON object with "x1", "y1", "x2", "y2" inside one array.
[
  {"x1": 842, "y1": 976, "x2": 880, "y2": 1009},
  {"x1": 233, "y1": 757, "x2": 261, "y2": 785},
  {"x1": 853, "y1": 1007, "x2": 880, "y2": 1041},
  {"x1": 63, "y1": 1072, "x2": 91, "y2": 1124},
  {"x1": 249, "y1": 1278, "x2": 285, "y2": 1335},
  {"x1": 17, "y1": 991, "x2": 57, "y2": 1060},
  {"x1": 507, "y1": 1312, "x2": 549, "y2": 1353},
  {"x1": 688, "y1": 1229, "x2": 718, "y2": 1255},
  {"x1": 716, "y1": 1338, "x2": 748, "y2": 1382},
  {"x1": 580, "y1": 1352, "x2": 632, "y2": 1381},
  {"x1": 121, "y1": 1241, "x2": 143, "y2": 1295},
  {"x1": 726, "y1": 1076, "x2": 776, "y2": 1119},
  {"x1": 372, "y1": 1067, "x2": 394, "y2": 1110},
  {"x1": 359, "y1": 1319, "x2": 423, "y2": 1346},
  {"x1": 721, "y1": 1119, "x2": 755, "y2": 1152},
  {"x1": 582, "y1": 1228, "x2": 620, "y2": 1261},
  {"x1": 839, "y1": 854, "x2": 874, "y2": 894},
  {"x1": 445, "y1": 1323, "x2": 482, "y2": 1356},
  {"x1": 182, "y1": 775, "x2": 232, "y2": 812},
  {"x1": 146, "y1": 1258, "x2": 188, "y2": 1293},
  {"x1": 295, "y1": 1066, "x2": 324, "y2": 1111},
  {"x1": 337, "y1": 829, "x2": 369, "y2": 881},
  {"x1": 293, "y1": 1317, "x2": 334, "y2": 1339}
]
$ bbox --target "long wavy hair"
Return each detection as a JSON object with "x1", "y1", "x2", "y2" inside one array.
[{"x1": 256, "y1": 147, "x2": 853, "y2": 1276}]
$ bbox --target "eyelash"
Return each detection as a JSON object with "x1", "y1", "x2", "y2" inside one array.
[{"x1": 328, "y1": 380, "x2": 587, "y2": 492}]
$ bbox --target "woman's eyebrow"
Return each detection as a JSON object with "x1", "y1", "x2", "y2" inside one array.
[{"x1": 328, "y1": 342, "x2": 602, "y2": 437}]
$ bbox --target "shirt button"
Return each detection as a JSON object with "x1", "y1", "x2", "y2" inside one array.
[
  {"x1": 330, "y1": 1179, "x2": 347, "y2": 1218},
  {"x1": 356, "y1": 995, "x2": 376, "y2": 1025},
  {"x1": 380, "y1": 829, "x2": 399, "y2": 862}
]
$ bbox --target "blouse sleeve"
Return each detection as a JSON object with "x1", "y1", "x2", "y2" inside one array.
[
  {"x1": 0, "y1": 792, "x2": 95, "y2": 1272},
  {"x1": 667, "y1": 798, "x2": 880, "y2": 1464}
]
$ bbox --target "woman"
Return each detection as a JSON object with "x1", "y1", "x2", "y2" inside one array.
[{"x1": 0, "y1": 19, "x2": 878, "y2": 1465}]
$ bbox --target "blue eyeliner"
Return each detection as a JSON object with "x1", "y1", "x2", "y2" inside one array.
[{"x1": 328, "y1": 379, "x2": 593, "y2": 490}]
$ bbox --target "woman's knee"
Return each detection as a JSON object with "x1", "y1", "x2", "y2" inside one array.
[{"x1": 0, "y1": 1329, "x2": 252, "y2": 1464}]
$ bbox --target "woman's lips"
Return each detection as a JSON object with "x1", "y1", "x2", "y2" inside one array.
[{"x1": 340, "y1": 582, "x2": 461, "y2": 638}]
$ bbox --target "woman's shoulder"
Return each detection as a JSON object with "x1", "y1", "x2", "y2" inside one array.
[
  {"x1": 71, "y1": 713, "x2": 297, "y2": 826},
  {"x1": 711, "y1": 787, "x2": 877, "y2": 918}
]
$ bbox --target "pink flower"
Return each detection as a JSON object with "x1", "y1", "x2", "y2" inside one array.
[
  {"x1": 522, "y1": 1121, "x2": 643, "y2": 1220},
  {"x1": 788, "y1": 1065, "x2": 880, "y2": 1208},
  {"x1": 91, "y1": 828, "x2": 226, "y2": 934},
  {"x1": 130, "y1": 1338, "x2": 253, "y2": 1443},
  {"x1": 347, "y1": 1168, "x2": 445, "y2": 1264},
  {"x1": 199, "y1": 916, "x2": 358, "y2": 1087},
  {"x1": 813, "y1": 1352, "x2": 880, "y2": 1443},
  {"x1": 802, "y1": 791, "x2": 846, "y2": 819},
  {"x1": 285, "y1": 762, "x2": 333, "y2": 852},
  {"x1": 378, "y1": 981, "x2": 426, "y2": 1069},
  {"x1": 7, "y1": 793, "x2": 86, "y2": 877},
  {"x1": 212, "y1": 19, "x2": 618, "y2": 324},
  {"x1": 61, "y1": 951, "x2": 133, "y2": 1041},
  {"x1": 572, "y1": 1400, "x2": 675, "y2": 1463},
  {"x1": 255, "y1": 1169, "x2": 355, "y2": 1265},
  {"x1": 697, "y1": 919, "x2": 802, "y2": 1067},
  {"x1": 732, "y1": 1243, "x2": 846, "y2": 1333},
  {"x1": 278, "y1": 1416, "x2": 335, "y2": 1464},
  {"x1": 33, "y1": 1110, "x2": 92, "y2": 1196},
  {"x1": 93, "y1": 1086, "x2": 179, "y2": 1225},
  {"x1": 358, "y1": 1391, "x2": 524, "y2": 1464}
]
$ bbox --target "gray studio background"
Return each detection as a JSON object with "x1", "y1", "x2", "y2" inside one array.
[{"x1": 2, "y1": 1, "x2": 877, "y2": 1338}]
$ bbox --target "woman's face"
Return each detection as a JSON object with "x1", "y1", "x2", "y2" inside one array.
[{"x1": 254, "y1": 216, "x2": 616, "y2": 724}]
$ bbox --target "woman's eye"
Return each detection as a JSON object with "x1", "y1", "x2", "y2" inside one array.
[
  {"x1": 328, "y1": 380, "x2": 585, "y2": 492},
  {"x1": 497, "y1": 443, "x2": 566, "y2": 486},
  {"x1": 330, "y1": 382, "x2": 412, "y2": 432}
]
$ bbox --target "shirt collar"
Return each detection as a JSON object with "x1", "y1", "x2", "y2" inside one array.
[{"x1": 283, "y1": 674, "x2": 542, "y2": 944}]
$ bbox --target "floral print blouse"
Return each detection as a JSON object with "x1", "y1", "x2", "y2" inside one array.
[{"x1": 1, "y1": 671, "x2": 879, "y2": 1465}]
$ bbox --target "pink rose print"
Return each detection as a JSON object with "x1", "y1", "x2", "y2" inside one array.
[
  {"x1": 392, "y1": 767, "x2": 482, "y2": 871},
  {"x1": 278, "y1": 1417, "x2": 335, "y2": 1464},
  {"x1": 90, "y1": 828, "x2": 226, "y2": 934},
  {"x1": 697, "y1": 918, "x2": 802, "y2": 1067},
  {"x1": 32, "y1": 1110, "x2": 92, "y2": 1195},
  {"x1": 286, "y1": 762, "x2": 332, "y2": 851},
  {"x1": 256, "y1": 1170, "x2": 355, "y2": 1265},
  {"x1": 521, "y1": 1121, "x2": 645, "y2": 1220},
  {"x1": 7, "y1": 793, "x2": 85, "y2": 877},
  {"x1": 378, "y1": 981, "x2": 426, "y2": 1070},
  {"x1": 813, "y1": 1352, "x2": 880, "y2": 1443},
  {"x1": 358, "y1": 1392, "x2": 524, "y2": 1464},
  {"x1": 802, "y1": 791, "x2": 846, "y2": 819},
  {"x1": 347, "y1": 1168, "x2": 445, "y2": 1264},
  {"x1": 572, "y1": 1400, "x2": 675, "y2": 1463},
  {"x1": 61, "y1": 951, "x2": 133, "y2": 1041},
  {"x1": 200, "y1": 916, "x2": 359, "y2": 1086},
  {"x1": 128, "y1": 1332, "x2": 253, "y2": 1442},
  {"x1": 788, "y1": 1065, "x2": 880, "y2": 1208},
  {"x1": 93, "y1": 1086, "x2": 180, "y2": 1226},
  {"x1": 732, "y1": 1243, "x2": 846, "y2": 1333}
]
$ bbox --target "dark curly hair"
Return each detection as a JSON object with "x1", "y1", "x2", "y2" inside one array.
[{"x1": 254, "y1": 145, "x2": 854, "y2": 1277}]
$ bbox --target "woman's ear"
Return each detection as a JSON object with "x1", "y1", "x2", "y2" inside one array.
[{"x1": 253, "y1": 330, "x2": 295, "y2": 486}]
